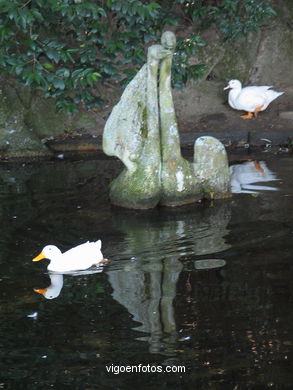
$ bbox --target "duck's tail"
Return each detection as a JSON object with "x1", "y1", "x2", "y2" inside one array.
[
  {"x1": 95, "y1": 239, "x2": 102, "y2": 250},
  {"x1": 267, "y1": 89, "x2": 284, "y2": 103}
]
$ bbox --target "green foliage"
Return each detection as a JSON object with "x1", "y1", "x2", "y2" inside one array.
[
  {"x1": 173, "y1": 33, "x2": 207, "y2": 88},
  {"x1": 0, "y1": 0, "x2": 276, "y2": 112},
  {"x1": 180, "y1": 0, "x2": 276, "y2": 40}
]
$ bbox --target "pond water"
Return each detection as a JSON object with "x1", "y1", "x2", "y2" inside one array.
[{"x1": 0, "y1": 150, "x2": 293, "y2": 389}]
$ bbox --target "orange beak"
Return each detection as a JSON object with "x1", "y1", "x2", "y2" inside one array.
[
  {"x1": 34, "y1": 288, "x2": 47, "y2": 295},
  {"x1": 32, "y1": 252, "x2": 46, "y2": 262}
]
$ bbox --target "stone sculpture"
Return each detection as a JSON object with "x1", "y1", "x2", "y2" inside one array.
[{"x1": 103, "y1": 31, "x2": 230, "y2": 209}]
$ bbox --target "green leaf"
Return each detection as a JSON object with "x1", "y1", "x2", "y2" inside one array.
[
  {"x1": 43, "y1": 62, "x2": 54, "y2": 69},
  {"x1": 30, "y1": 34, "x2": 39, "y2": 40},
  {"x1": 56, "y1": 68, "x2": 70, "y2": 78},
  {"x1": 46, "y1": 48, "x2": 60, "y2": 63},
  {"x1": 30, "y1": 8, "x2": 43, "y2": 22},
  {"x1": 91, "y1": 72, "x2": 101, "y2": 81},
  {"x1": 15, "y1": 65, "x2": 23, "y2": 75},
  {"x1": 52, "y1": 77, "x2": 65, "y2": 90}
]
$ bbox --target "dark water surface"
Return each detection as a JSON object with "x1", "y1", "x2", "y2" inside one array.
[{"x1": 0, "y1": 151, "x2": 293, "y2": 389}]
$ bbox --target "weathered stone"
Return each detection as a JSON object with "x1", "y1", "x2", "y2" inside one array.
[
  {"x1": 73, "y1": 113, "x2": 98, "y2": 132},
  {"x1": 247, "y1": 25, "x2": 293, "y2": 86},
  {"x1": 103, "y1": 31, "x2": 231, "y2": 208},
  {"x1": 0, "y1": 81, "x2": 50, "y2": 156},
  {"x1": 0, "y1": 80, "x2": 26, "y2": 127},
  {"x1": 174, "y1": 80, "x2": 227, "y2": 119},
  {"x1": 103, "y1": 45, "x2": 165, "y2": 208},
  {"x1": 25, "y1": 96, "x2": 68, "y2": 139},
  {"x1": 0, "y1": 76, "x2": 103, "y2": 157},
  {"x1": 279, "y1": 111, "x2": 293, "y2": 120},
  {"x1": 159, "y1": 32, "x2": 202, "y2": 206},
  {"x1": 213, "y1": 31, "x2": 262, "y2": 84},
  {"x1": 103, "y1": 64, "x2": 147, "y2": 172},
  {"x1": 0, "y1": 127, "x2": 48, "y2": 157},
  {"x1": 193, "y1": 136, "x2": 231, "y2": 198}
]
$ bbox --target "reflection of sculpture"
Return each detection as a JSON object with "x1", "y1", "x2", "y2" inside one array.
[
  {"x1": 103, "y1": 31, "x2": 230, "y2": 209},
  {"x1": 107, "y1": 201, "x2": 231, "y2": 354}
]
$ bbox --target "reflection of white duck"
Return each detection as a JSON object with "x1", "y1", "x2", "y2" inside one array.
[
  {"x1": 34, "y1": 274, "x2": 64, "y2": 299},
  {"x1": 32, "y1": 240, "x2": 108, "y2": 272},
  {"x1": 230, "y1": 160, "x2": 278, "y2": 194},
  {"x1": 224, "y1": 79, "x2": 284, "y2": 119},
  {"x1": 34, "y1": 268, "x2": 104, "y2": 300}
]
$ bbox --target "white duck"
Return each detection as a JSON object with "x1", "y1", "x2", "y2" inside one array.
[
  {"x1": 224, "y1": 79, "x2": 283, "y2": 119},
  {"x1": 32, "y1": 240, "x2": 108, "y2": 272}
]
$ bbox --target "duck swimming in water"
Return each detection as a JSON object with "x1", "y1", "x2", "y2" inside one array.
[
  {"x1": 224, "y1": 79, "x2": 284, "y2": 119},
  {"x1": 32, "y1": 240, "x2": 108, "y2": 272}
]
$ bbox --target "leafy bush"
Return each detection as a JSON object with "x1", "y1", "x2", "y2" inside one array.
[
  {"x1": 0, "y1": 0, "x2": 275, "y2": 112},
  {"x1": 180, "y1": 0, "x2": 276, "y2": 40}
]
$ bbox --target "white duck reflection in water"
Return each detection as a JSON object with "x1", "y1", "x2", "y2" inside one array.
[
  {"x1": 230, "y1": 160, "x2": 278, "y2": 194},
  {"x1": 34, "y1": 273, "x2": 64, "y2": 299},
  {"x1": 34, "y1": 268, "x2": 104, "y2": 299}
]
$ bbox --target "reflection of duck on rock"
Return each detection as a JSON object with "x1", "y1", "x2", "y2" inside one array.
[
  {"x1": 224, "y1": 79, "x2": 284, "y2": 119},
  {"x1": 32, "y1": 240, "x2": 109, "y2": 272},
  {"x1": 230, "y1": 160, "x2": 278, "y2": 194}
]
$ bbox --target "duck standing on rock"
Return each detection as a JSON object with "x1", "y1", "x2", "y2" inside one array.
[{"x1": 224, "y1": 79, "x2": 284, "y2": 119}]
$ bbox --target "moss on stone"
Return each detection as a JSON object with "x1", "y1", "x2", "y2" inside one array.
[
  {"x1": 0, "y1": 80, "x2": 50, "y2": 156},
  {"x1": 25, "y1": 97, "x2": 68, "y2": 139},
  {"x1": 73, "y1": 113, "x2": 98, "y2": 130},
  {"x1": 109, "y1": 165, "x2": 161, "y2": 209}
]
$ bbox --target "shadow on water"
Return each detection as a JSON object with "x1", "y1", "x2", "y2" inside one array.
[{"x1": 1, "y1": 151, "x2": 293, "y2": 389}]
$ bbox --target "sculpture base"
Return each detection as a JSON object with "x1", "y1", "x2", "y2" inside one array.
[
  {"x1": 159, "y1": 195, "x2": 202, "y2": 207},
  {"x1": 159, "y1": 158, "x2": 203, "y2": 207},
  {"x1": 110, "y1": 195, "x2": 160, "y2": 210},
  {"x1": 109, "y1": 167, "x2": 161, "y2": 209},
  {"x1": 202, "y1": 191, "x2": 232, "y2": 200}
]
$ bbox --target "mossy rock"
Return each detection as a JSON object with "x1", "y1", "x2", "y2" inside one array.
[
  {"x1": 73, "y1": 113, "x2": 98, "y2": 131},
  {"x1": 25, "y1": 96, "x2": 68, "y2": 139},
  {"x1": 0, "y1": 80, "x2": 26, "y2": 126},
  {"x1": 0, "y1": 82, "x2": 50, "y2": 156},
  {"x1": 0, "y1": 127, "x2": 49, "y2": 156},
  {"x1": 212, "y1": 31, "x2": 261, "y2": 83},
  {"x1": 247, "y1": 25, "x2": 293, "y2": 85}
]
